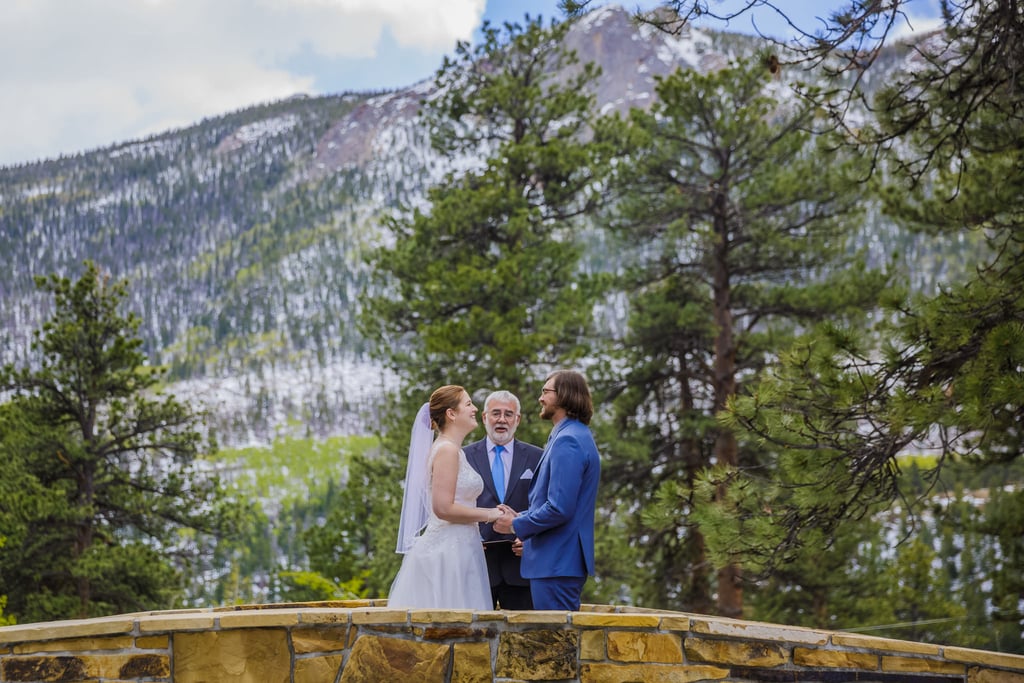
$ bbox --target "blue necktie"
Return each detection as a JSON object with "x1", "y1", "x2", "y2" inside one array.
[{"x1": 492, "y1": 444, "x2": 506, "y2": 502}]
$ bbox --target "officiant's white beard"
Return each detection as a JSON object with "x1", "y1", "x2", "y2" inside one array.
[
  {"x1": 483, "y1": 398, "x2": 520, "y2": 446},
  {"x1": 485, "y1": 420, "x2": 516, "y2": 446}
]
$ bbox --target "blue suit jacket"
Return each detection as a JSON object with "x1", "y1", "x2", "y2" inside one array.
[{"x1": 512, "y1": 418, "x2": 600, "y2": 579}]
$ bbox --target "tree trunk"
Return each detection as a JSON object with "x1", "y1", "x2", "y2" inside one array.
[
  {"x1": 712, "y1": 190, "x2": 742, "y2": 617},
  {"x1": 714, "y1": 428, "x2": 743, "y2": 618},
  {"x1": 74, "y1": 464, "x2": 95, "y2": 618},
  {"x1": 681, "y1": 528, "x2": 715, "y2": 614}
]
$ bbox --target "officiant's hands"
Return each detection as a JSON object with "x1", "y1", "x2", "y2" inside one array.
[{"x1": 493, "y1": 504, "x2": 518, "y2": 534}]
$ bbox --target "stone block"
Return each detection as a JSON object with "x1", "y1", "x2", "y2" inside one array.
[
  {"x1": 506, "y1": 611, "x2": 568, "y2": 624},
  {"x1": 692, "y1": 617, "x2": 828, "y2": 645},
  {"x1": 294, "y1": 654, "x2": 344, "y2": 683},
  {"x1": 882, "y1": 655, "x2": 964, "y2": 674},
  {"x1": 12, "y1": 635, "x2": 134, "y2": 654},
  {"x1": 794, "y1": 646, "x2": 879, "y2": 670},
  {"x1": 417, "y1": 626, "x2": 494, "y2": 640},
  {"x1": 336, "y1": 599, "x2": 379, "y2": 608},
  {"x1": 117, "y1": 654, "x2": 170, "y2": 678},
  {"x1": 0, "y1": 653, "x2": 169, "y2": 681},
  {"x1": 135, "y1": 635, "x2": 169, "y2": 649},
  {"x1": 297, "y1": 608, "x2": 352, "y2": 625},
  {"x1": 292, "y1": 625, "x2": 350, "y2": 654},
  {"x1": 607, "y1": 631, "x2": 682, "y2": 663},
  {"x1": 946, "y1": 646, "x2": 1024, "y2": 670},
  {"x1": 174, "y1": 628, "x2": 291, "y2": 682},
  {"x1": 496, "y1": 629, "x2": 578, "y2": 680},
  {"x1": 452, "y1": 641, "x2": 491, "y2": 683},
  {"x1": 137, "y1": 613, "x2": 216, "y2": 632},
  {"x1": 218, "y1": 609, "x2": 299, "y2": 628},
  {"x1": 580, "y1": 662, "x2": 730, "y2": 682},
  {"x1": 355, "y1": 624, "x2": 415, "y2": 638},
  {"x1": 2, "y1": 655, "x2": 88, "y2": 681},
  {"x1": 572, "y1": 613, "x2": 661, "y2": 628},
  {"x1": 473, "y1": 610, "x2": 506, "y2": 621},
  {"x1": 658, "y1": 617, "x2": 691, "y2": 632},
  {"x1": 579, "y1": 630, "x2": 606, "y2": 661},
  {"x1": 832, "y1": 632, "x2": 939, "y2": 655},
  {"x1": 339, "y1": 634, "x2": 449, "y2": 682},
  {"x1": 685, "y1": 636, "x2": 787, "y2": 667},
  {"x1": 351, "y1": 609, "x2": 409, "y2": 624},
  {"x1": 969, "y1": 666, "x2": 1024, "y2": 683},
  {"x1": 409, "y1": 609, "x2": 474, "y2": 623},
  {"x1": 0, "y1": 616, "x2": 135, "y2": 645}
]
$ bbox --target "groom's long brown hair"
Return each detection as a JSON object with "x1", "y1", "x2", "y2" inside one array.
[{"x1": 546, "y1": 370, "x2": 593, "y2": 425}]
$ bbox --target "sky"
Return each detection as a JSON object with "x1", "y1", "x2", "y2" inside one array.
[{"x1": 0, "y1": 0, "x2": 941, "y2": 168}]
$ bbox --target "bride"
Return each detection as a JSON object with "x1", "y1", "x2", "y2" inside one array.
[{"x1": 388, "y1": 385, "x2": 512, "y2": 609}]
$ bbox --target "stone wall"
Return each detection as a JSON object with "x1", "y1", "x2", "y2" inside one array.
[{"x1": 1, "y1": 601, "x2": 1022, "y2": 682}]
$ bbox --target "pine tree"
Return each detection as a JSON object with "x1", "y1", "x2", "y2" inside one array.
[
  {"x1": 724, "y1": 0, "x2": 1024, "y2": 581},
  {"x1": 951, "y1": 497, "x2": 992, "y2": 649},
  {"x1": 882, "y1": 535, "x2": 966, "y2": 644},
  {"x1": 0, "y1": 536, "x2": 13, "y2": 625},
  {"x1": 0, "y1": 261, "x2": 240, "y2": 622},
  {"x1": 978, "y1": 487, "x2": 1024, "y2": 652},
  {"x1": 297, "y1": 451, "x2": 402, "y2": 599},
  {"x1": 360, "y1": 15, "x2": 611, "y2": 449},
  {"x1": 749, "y1": 520, "x2": 895, "y2": 632},
  {"x1": 599, "y1": 56, "x2": 888, "y2": 616}
]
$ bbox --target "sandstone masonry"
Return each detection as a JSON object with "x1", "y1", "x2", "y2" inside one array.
[{"x1": 0, "y1": 601, "x2": 1021, "y2": 682}]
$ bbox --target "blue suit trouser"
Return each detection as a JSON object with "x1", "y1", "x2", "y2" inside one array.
[{"x1": 529, "y1": 576, "x2": 586, "y2": 611}]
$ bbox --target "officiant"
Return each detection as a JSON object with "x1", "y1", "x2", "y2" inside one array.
[{"x1": 465, "y1": 390, "x2": 542, "y2": 610}]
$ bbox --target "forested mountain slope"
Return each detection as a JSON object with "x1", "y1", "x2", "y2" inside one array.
[{"x1": 0, "y1": 6, "x2": 955, "y2": 445}]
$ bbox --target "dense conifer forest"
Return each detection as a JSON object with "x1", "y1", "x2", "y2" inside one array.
[{"x1": 1, "y1": 3, "x2": 1021, "y2": 651}]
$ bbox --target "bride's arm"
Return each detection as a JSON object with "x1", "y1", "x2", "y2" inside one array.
[{"x1": 431, "y1": 443, "x2": 501, "y2": 524}]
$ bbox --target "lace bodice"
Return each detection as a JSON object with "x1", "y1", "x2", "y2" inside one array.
[{"x1": 426, "y1": 439, "x2": 484, "y2": 525}]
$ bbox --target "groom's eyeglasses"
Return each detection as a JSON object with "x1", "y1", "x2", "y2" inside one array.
[{"x1": 488, "y1": 410, "x2": 517, "y2": 420}]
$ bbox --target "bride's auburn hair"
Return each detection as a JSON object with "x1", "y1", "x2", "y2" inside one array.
[{"x1": 429, "y1": 385, "x2": 466, "y2": 431}]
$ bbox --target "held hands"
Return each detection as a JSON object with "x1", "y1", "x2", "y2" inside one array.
[{"x1": 492, "y1": 504, "x2": 518, "y2": 534}]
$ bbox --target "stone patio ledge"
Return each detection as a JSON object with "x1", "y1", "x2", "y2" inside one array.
[{"x1": 1, "y1": 601, "x2": 1021, "y2": 682}]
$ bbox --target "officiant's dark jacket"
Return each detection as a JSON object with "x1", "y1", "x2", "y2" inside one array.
[{"x1": 465, "y1": 437, "x2": 543, "y2": 605}]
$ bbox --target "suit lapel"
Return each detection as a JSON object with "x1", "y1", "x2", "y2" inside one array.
[
  {"x1": 505, "y1": 440, "x2": 528, "y2": 499},
  {"x1": 466, "y1": 441, "x2": 499, "y2": 500},
  {"x1": 537, "y1": 418, "x2": 572, "y2": 469},
  {"x1": 529, "y1": 441, "x2": 554, "y2": 507}
]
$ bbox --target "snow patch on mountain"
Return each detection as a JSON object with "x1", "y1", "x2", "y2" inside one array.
[
  {"x1": 169, "y1": 354, "x2": 393, "y2": 448},
  {"x1": 216, "y1": 114, "x2": 301, "y2": 154}
]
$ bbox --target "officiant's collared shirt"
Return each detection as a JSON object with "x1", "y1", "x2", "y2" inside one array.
[{"x1": 487, "y1": 439, "x2": 512, "y2": 487}]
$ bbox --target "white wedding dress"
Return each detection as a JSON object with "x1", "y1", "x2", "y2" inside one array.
[{"x1": 388, "y1": 442, "x2": 492, "y2": 610}]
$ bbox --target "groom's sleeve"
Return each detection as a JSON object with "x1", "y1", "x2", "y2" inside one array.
[{"x1": 512, "y1": 434, "x2": 584, "y2": 540}]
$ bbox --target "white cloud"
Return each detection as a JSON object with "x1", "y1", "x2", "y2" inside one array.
[
  {"x1": 0, "y1": 0, "x2": 486, "y2": 166},
  {"x1": 0, "y1": 0, "x2": 941, "y2": 167},
  {"x1": 260, "y1": 0, "x2": 487, "y2": 53},
  {"x1": 890, "y1": 11, "x2": 944, "y2": 41}
]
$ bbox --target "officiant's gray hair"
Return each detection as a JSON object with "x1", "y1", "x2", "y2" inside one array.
[{"x1": 484, "y1": 389, "x2": 521, "y2": 414}]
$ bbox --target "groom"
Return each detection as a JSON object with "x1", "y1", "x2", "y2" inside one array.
[
  {"x1": 494, "y1": 370, "x2": 601, "y2": 611},
  {"x1": 466, "y1": 390, "x2": 542, "y2": 610}
]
